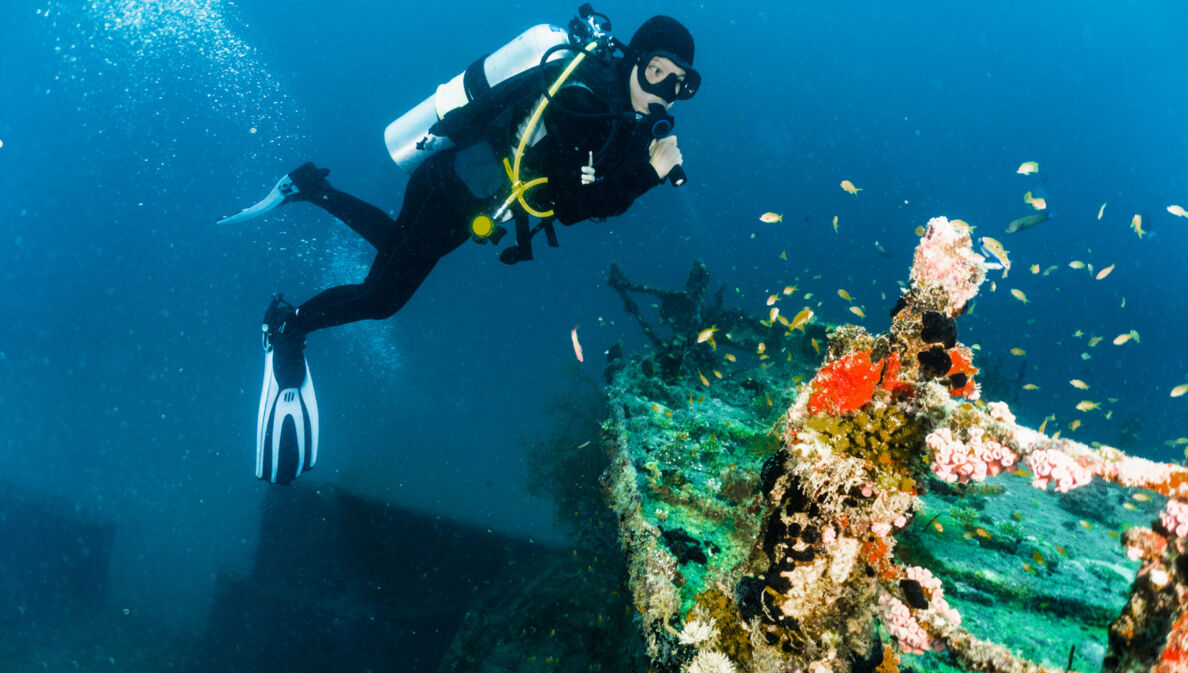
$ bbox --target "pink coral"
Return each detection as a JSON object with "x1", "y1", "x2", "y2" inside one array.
[
  {"x1": 904, "y1": 566, "x2": 961, "y2": 627},
  {"x1": 925, "y1": 427, "x2": 1018, "y2": 484},
  {"x1": 1023, "y1": 449, "x2": 1094, "y2": 493},
  {"x1": 909, "y1": 216, "x2": 987, "y2": 315},
  {"x1": 877, "y1": 593, "x2": 932, "y2": 654},
  {"x1": 1160, "y1": 499, "x2": 1188, "y2": 538}
]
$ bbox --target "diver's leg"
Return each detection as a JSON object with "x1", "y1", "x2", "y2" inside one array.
[
  {"x1": 288, "y1": 163, "x2": 400, "y2": 251},
  {"x1": 288, "y1": 162, "x2": 474, "y2": 334}
]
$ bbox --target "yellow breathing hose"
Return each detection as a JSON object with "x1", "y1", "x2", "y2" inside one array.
[{"x1": 500, "y1": 40, "x2": 601, "y2": 221}]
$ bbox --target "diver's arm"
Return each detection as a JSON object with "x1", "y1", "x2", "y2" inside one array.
[{"x1": 548, "y1": 155, "x2": 661, "y2": 224}]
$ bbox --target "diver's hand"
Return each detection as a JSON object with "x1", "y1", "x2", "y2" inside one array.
[
  {"x1": 648, "y1": 136, "x2": 682, "y2": 180},
  {"x1": 581, "y1": 151, "x2": 595, "y2": 185}
]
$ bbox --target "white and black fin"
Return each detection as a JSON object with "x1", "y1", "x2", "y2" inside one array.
[{"x1": 256, "y1": 332, "x2": 319, "y2": 485}]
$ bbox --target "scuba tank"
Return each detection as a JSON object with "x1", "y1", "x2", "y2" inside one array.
[{"x1": 384, "y1": 24, "x2": 572, "y2": 173}]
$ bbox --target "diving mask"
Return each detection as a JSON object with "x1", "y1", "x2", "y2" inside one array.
[{"x1": 636, "y1": 51, "x2": 700, "y2": 103}]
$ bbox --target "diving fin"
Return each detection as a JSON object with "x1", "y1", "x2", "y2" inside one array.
[
  {"x1": 217, "y1": 162, "x2": 330, "y2": 226},
  {"x1": 256, "y1": 297, "x2": 318, "y2": 485}
]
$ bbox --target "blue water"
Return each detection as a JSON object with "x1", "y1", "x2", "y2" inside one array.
[{"x1": 1, "y1": 0, "x2": 1186, "y2": 665}]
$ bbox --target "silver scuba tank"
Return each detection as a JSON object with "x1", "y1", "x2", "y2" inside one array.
[{"x1": 384, "y1": 24, "x2": 572, "y2": 174}]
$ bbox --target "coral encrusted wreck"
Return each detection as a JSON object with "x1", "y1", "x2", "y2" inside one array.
[{"x1": 603, "y1": 216, "x2": 1188, "y2": 673}]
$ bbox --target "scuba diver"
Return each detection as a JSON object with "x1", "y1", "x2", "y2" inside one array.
[{"x1": 221, "y1": 7, "x2": 700, "y2": 484}]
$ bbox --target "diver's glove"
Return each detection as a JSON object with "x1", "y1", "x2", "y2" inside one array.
[{"x1": 581, "y1": 151, "x2": 596, "y2": 185}]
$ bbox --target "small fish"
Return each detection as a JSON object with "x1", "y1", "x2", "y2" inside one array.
[
  {"x1": 1171, "y1": 383, "x2": 1188, "y2": 398},
  {"x1": 1123, "y1": 502, "x2": 1138, "y2": 511},
  {"x1": 1107, "y1": 530, "x2": 1120, "y2": 539},
  {"x1": 1076, "y1": 400, "x2": 1100, "y2": 412},
  {"x1": 777, "y1": 314, "x2": 790, "y2": 327},
  {"x1": 760, "y1": 212, "x2": 782, "y2": 223},
  {"x1": 1070, "y1": 379, "x2": 1090, "y2": 390},
  {"x1": 1022, "y1": 191, "x2": 1048, "y2": 210},
  {"x1": 757, "y1": 342, "x2": 766, "y2": 354},
  {"x1": 1017, "y1": 161, "x2": 1039, "y2": 175},
  {"x1": 1010, "y1": 288, "x2": 1029, "y2": 303},
  {"x1": 1023, "y1": 383, "x2": 1040, "y2": 390},
  {"x1": 698, "y1": 370, "x2": 710, "y2": 387},
  {"x1": 1169, "y1": 205, "x2": 1188, "y2": 218},
  {"x1": 1069, "y1": 260, "x2": 1085, "y2": 269},
  {"x1": 1097, "y1": 202, "x2": 1107, "y2": 220},
  {"x1": 838, "y1": 288, "x2": 852, "y2": 301},
  {"x1": 1132, "y1": 213, "x2": 1145, "y2": 239},
  {"x1": 783, "y1": 285, "x2": 796, "y2": 295},
  {"x1": 713, "y1": 370, "x2": 723, "y2": 379},
  {"x1": 769, "y1": 307, "x2": 780, "y2": 322},
  {"x1": 1081, "y1": 352, "x2": 1092, "y2": 361},
  {"x1": 779, "y1": 250, "x2": 787, "y2": 260},
  {"x1": 849, "y1": 306, "x2": 866, "y2": 318},
  {"x1": 803, "y1": 292, "x2": 814, "y2": 300},
  {"x1": 1113, "y1": 330, "x2": 1139, "y2": 345},
  {"x1": 724, "y1": 353, "x2": 737, "y2": 363},
  {"x1": 811, "y1": 338, "x2": 820, "y2": 356},
  {"x1": 1057, "y1": 544, "x2": 1067, "y2": 556},
  {"x1": 766, "y1": 294, "x2": 779, "y2": 306},
  {"x1": 1032, "y1": 551, "x2": 1046, "y2": 565},
  {"x1": 1006, "y1": 211, "x2": 1050, "y2": 233},
  {"x1": 1133, "y1": 492, "x2": 1151, "y2": 502},
  {"x1": 914, "y1": 225, "x2": 926, "y2": 236},
  {"x1": 697, "y1": 326, "x2": 718, "y2": 343},
  {"x1": 1095, "y1": 263, "x2": 1115, "y2": 280},
  {"x1": 1030, "y1": 264, "x2": 1040, "y2": 274},
  {"x1": 832, "y1": 215, "x2": 839, "y2": 232},
  {"x1": 1080, "y1": 520, "x2": 1093, "y2": 530},
  {"x1": 1038, "y1": 416, "x2": 1049, "y2": 433},
  {"x1": 975, "y1": 527, "x2": 992, "y2": 539},
  {"x1": 931, "y1": 519, "x2": 944, "y2": 534},
  {"x1": 1011, "y1": 347, "x2": 1026, "y2": 356},
  {"x1": 1068, "y1": 419, "x2": 1082, "y2": 431},
  {"x1": 1012, "y1": 512, "x2": 1024, "y2": 520},
  {"x1": 571, "y1": 326, "x2": 584, "y2": 362},
  {"x1": 840, "y1": 179, "x2": 862, "y2": 194},
  {"x1": 765, "y1": 393, "x2": 772, "y2": 406},
  {"x1": 874, "y1": 240, "x2": 890, "y2": 258},
  {"x1": 980, "y1": 236, "x2": 1012, "y2": 275},
  {"x1": 1088, "y1": 336, "x2": 1103, "y2": 347},
  {"x1": 789, "y1": 307, "x2": 814, "y2": 332},
  {"x1": 1022, "y1": 563, "x2": 1037, "y2": 574}
]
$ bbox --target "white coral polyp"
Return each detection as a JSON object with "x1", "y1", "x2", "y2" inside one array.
[
  {"x1": 677, "y1": 617, "x2": 718, "y2": 647},
  {"x1": 687, "y1": 650, "x2": 737, "y2": 673}
]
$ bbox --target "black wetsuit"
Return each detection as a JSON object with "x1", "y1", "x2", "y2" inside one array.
[{"x1": 289, "y1": 58, "x2": 662, "y2": 336}]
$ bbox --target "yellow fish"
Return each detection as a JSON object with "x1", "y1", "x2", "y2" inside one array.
[
  {"x1": 840, "y1": 179, "x2": 861, "y2": 194},
  {"x1": 975, "y1": 527, "x2": 992, "y2": 539},
  {"x1": 1010, "y1": 347, "x2": 1026, "y2": 356},
  {"x1": 1132, "y1": 213, "x2": 1145, "y2": 239},
  {"x1": 1133, "y1": 493, "x2": 1152, "y2": 502},
  {"x1": 768, "y1": 307, "x2": 780, "y2": 322},
  {"x1": 811, "y1": 338, "x2": 820, "y2": 356},
  {"x1": 1079, "y1": 520, "x2": 1093, "y2": 530},
  {"x1": 760, "y1": 212, "x2": 782, "y2": 223},
  {"x1": 1095, "y1": 264, "x2": 1115, "y2": 280},
  {"x1": 1022, "y1": 563, "x2": 1037, "y2": 574},
  {"x1": 1169, "y1": 205, "x2": 1188, "y2": 218},
  {"x1": 779, "y1": 250, "x2": 787, "y2": 260},
  {"x1": 723, "y1": 353, "x2": 737, "y2": 362},
  {"x1": 777, "y1": 314, "x2": 790, "y2": 327},
  {"x1": 1068, "y1": 419, "x2": 1082, "y2": 431},
  {"x1": 766, "y1": 294, "x2": 779, "y2": 306},
  {"x1": 1097, "y1": 202, "x2": 1107, "y2": 220},
  {"x1": 1070, "y1": 379, "x2": 1089, "y2": 390},
  {"x1": 837, "y1": 289, "x2": 852, "y2": 301},
  {"x1": 849, "y1": 306, "x2": 866, "y2": 319},
  {"x1": 1042, "y1": 264, "x2": 1058, "y2": 276},
  {"x1": 783, "y1": 285, "x2": 796, "y2": 295},
  {"x1": 1022, "y1": 191, "x2": 1048, "y2": 210},
  {"x1": 757, "y1": 342, "x2": 766, "y2": 354},
  {"x1": 915, "y1": 225, "x2": 926, "y2": 236},
  {"x1": 698, "y1": 370, "x2": 710, "y2": 386},
  {"x1": 1038, "y1": 417, "x2": 1049, "y2": 433},
  {"x1": 1171, "y1": 383, "x2": 1188, "y2": 398},
  {"x1": 1023, "y1": 383, "x2": 1040, "y2": 390},
  {"x1": 1010, "y1": 288, "x2": 1029, "y2": 303},
  {"x1": 789, "y1": 307, "x2": 814, "y2": 332},
  {"x1": 1032, "y1": 551, "x2": 1046, "y2": 565},
  {"x1": 1030, "y1": 264, "x2": 1040, "y2": 274},
  {"x1": 832, "y1": 215, "x2": 839, "y2": 232},
  {"x1": 1081, "y1": 352, "x2": 1092, "y2": 360},
  {"x1": 979, "y1": 236, "x2": 1011, "y2": 275},
  {"x1": 1017, "y1": 161, "x2": 1039, "y2": 175},
  {"x1": 697, "y1": 326, "x2": 718, "y2": 345},
  {"x1": 1123, "y1": 502, "x2": 1137, "y2": 511},
  {"x1": 1076, "y1": 401, "x2": 1100, "y2": 412},
  {"x1": 1069, "y1": 260, "x2": 1085, "y2": 269},
  {"x1": 1113, "y1": 330, "x2": 1139, "y2": 345},
  {"x1": 1088, "y1": 336, "x2": 1103, "y2": 347},
  {"x1": 713, "y1": 370, "x2": 723, "y2": 379},
  {"x1": 1073, "y1": 330, "x2": 1084, "y2": 337}
]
